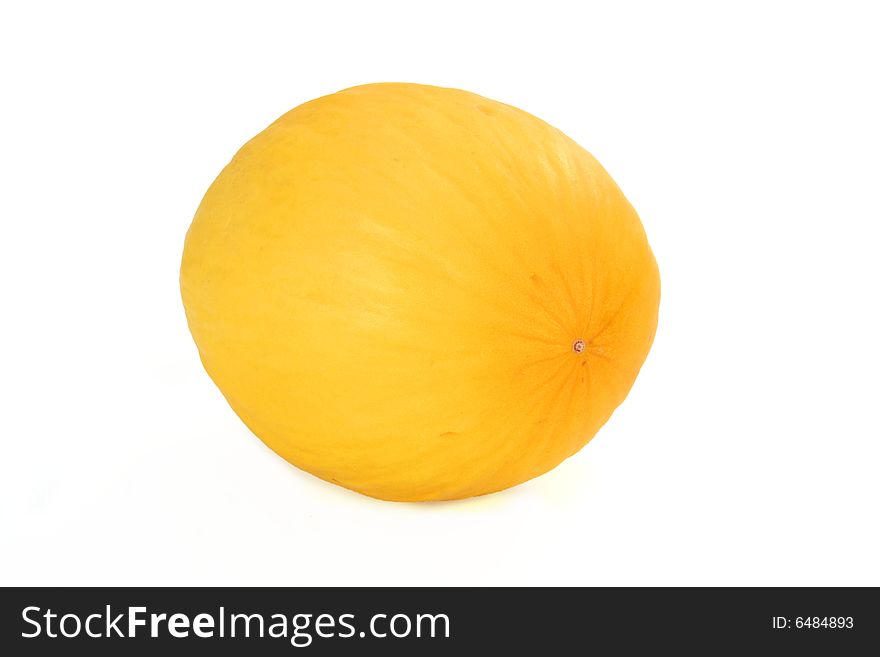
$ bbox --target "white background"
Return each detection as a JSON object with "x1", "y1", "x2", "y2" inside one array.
[{"x1": 2, "y1": 1, "x2": 878, "y2": 586}]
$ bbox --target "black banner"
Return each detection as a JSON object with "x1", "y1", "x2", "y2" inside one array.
[{"x1": 1, "y1": 587, "x2": 876, "y2": 654}]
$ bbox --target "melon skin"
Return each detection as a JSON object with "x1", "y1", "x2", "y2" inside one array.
[{"x1": 181, "y1": 83, "x2": 660, "y2": 502}]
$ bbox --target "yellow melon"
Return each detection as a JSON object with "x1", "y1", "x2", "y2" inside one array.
[{"x1": 181, "y1": 83, "x2": 659, "y2": 501}]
